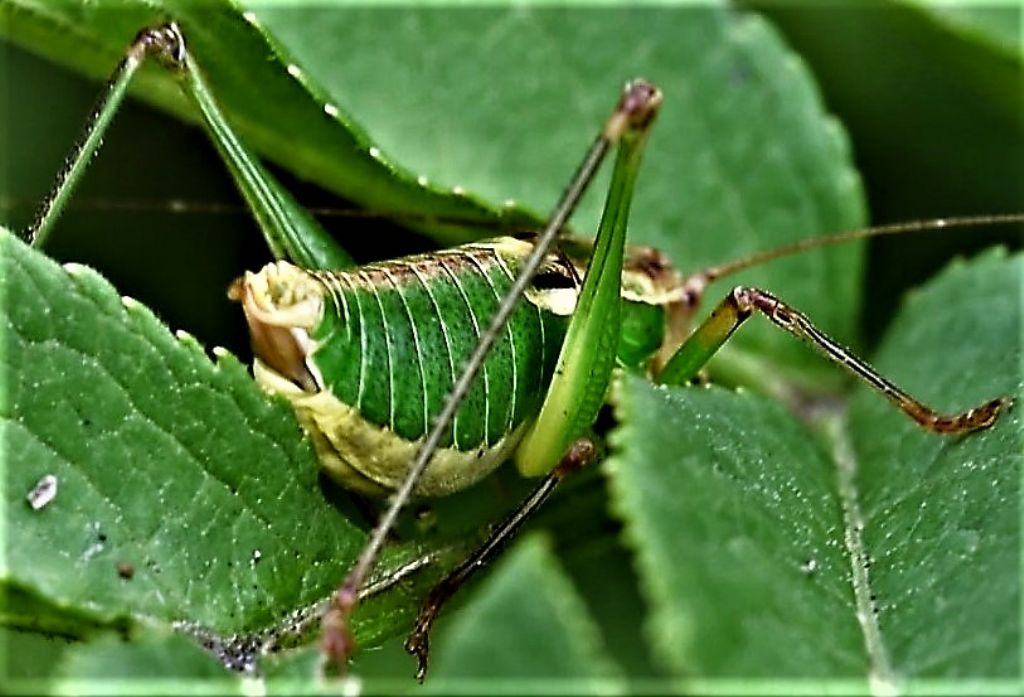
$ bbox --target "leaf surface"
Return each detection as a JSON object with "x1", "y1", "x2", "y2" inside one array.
[
  {"x1": 848, "y1": 250, "x2": 1021, "y2": 678},
  {"x1": 54, "y1": 628, "x2": 240, "y2": 684},
  {"x1": 2, "y1": 228, "x2": 366, "y2": 641},
  {"x1": 0, "y1": 0, "x2": 518, "y2": 245},
  {"x1": 749, "y1": 1, "x2": 1023, "y2": 340},
  {"x1": 605, "y1": 251, "x2": 1020, "y2": 683},
  {"x1": 423, "y1": 534, "x2": 624, "y2": 693}
]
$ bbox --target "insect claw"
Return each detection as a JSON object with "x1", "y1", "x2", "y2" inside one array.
[
  {"x1": 404, "y1": 618, "x2": 432, "y2": 683},
  {"x1": 972, "y1": 395, "x2": 1014, "y2": 430}
]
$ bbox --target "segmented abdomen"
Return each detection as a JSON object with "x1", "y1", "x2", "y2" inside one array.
[{"x1": 307, "y1": 243, "x2": 569, "y2": 451}]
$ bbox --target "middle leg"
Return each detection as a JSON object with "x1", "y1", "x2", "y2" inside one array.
[{"x1": 404, "y1": 438, "x2": 596, "y2": 681}]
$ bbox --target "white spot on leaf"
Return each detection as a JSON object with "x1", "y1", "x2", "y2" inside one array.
[
  {"x1": 26, "y1": 474, "x2": 58, "y2": 510},
  {"x1": 63, "y1": 263, "x2": 88, "y2": 276}
]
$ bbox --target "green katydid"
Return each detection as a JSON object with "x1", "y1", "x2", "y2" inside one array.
[{"x1": 16, "y1": 16, "x2": 1024, "y2": 679}]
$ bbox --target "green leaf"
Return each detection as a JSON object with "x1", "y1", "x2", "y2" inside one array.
[
  {"x1": 848, "y1": 250, "x2": 1021, "y2": 679},
  {"x1": 423, "y1": 534, "x2": 624, "y2": 693},
  {"x1": 1, "y1": 227, "x2": 366, "y2": 640},
  {"x1": 607, "y1": 378, "x2": 862, "y2": 680},
  {"x1": 922, "y1": 4, "x2": 1023, "y2": 56},
  {"x1": 54, "y1": 628, "x2": 241, "y2": 685},
  {"x1": 0, "y1": 625, "x2": 74, "y2": 687},
  {"x1": 748, "y1": 1, "x2": 1023, "y2": 341},
  {"x1": 0, "y1": 0, "x2": 514, "y2": 245},
  {"x1": 606, "y1": 251, "x2": 1019, "y2": 685},
  {"x1": 260, "y1": 646, "x2": 329, "y2": 690},
  {"x1": 264, "y1": 533, "x2": 631, "y2": 693}
]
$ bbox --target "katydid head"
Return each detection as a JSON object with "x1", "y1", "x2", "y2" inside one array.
[{"x1": 228, "y1": 261, "x2": 324, "y2": 392}]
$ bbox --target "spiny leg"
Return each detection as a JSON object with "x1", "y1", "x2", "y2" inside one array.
[
  {"x1": 321, "y1": 79, "x2": 662, "y2": 673},
  {"x1": 396, "y1": 80, "x2": 658, "y2": 682},
  {"x1": 404, "y1": 439, "x2": 595, "y2": 682},
  {"x1": 400, "y1": 82, "x2": 659, "y2": 679},
  {"x1": 658, "y1": 286, "x2": 1011, "y2": 433},
  {"x1": 24, "y1": 25, "x2": 184, "y2": 247},
  {"x1": 399, "y1": 79, "x2": 658, "y2": 680},
  {"x1": 23, "y1": 22, "x2": 350, "y2": 271}
]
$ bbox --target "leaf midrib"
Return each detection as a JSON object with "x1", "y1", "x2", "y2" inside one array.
[{"x1": 817, "y1": 412, "x2": 896, "y2": 693}]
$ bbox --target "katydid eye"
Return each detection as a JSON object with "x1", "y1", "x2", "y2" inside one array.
[{"x1": 531, "y1": 267, "x2": 576, "y2": 290}]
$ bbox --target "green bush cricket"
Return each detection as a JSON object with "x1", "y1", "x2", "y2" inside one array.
[{"x1": 4, "y1": 2, "x2": 1019, "y2": 683}]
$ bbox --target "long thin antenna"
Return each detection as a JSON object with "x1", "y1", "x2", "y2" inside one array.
[{"x1": 685, "y1": 213, "x2": 1024, "y2": 291}]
